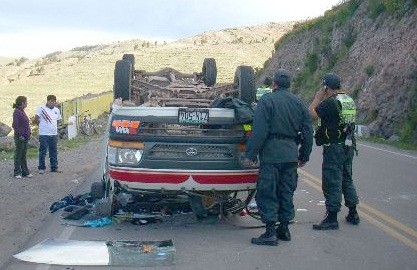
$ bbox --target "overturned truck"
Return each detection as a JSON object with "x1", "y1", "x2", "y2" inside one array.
[{"x1": 92, "y1": 54, "x2": 259, "y2": 219}]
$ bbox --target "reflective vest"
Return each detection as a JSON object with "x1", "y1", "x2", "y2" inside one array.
[
  {"x1": 335, "y1": 93, "x2": 356, "y2": 125},
  {"x1": 316, "y1": 92, "x2": 356, "y2": 144},
  {"x1": 256, "y1": 86, "x2": 272, "y2": 100}
]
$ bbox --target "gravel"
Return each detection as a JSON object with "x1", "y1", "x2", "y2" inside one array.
[{"x1": 0, "y1": 137, "x2": 103, "y2": 269}]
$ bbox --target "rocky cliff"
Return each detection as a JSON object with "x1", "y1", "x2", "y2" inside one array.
[{"x1": 259, "y1": 0, "x2": 417, "y2": 141}]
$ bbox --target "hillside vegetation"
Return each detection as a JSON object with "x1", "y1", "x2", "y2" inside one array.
[
  {"x1": 259, "y1": 0, "x2": 417, "y2": 144},
  {"x1": 0, "y1": 22, "x2": 292, "y2": 127}
]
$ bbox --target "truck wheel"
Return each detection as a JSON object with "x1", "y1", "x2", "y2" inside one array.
[
  {"x1": 234, "y1": 66, "x2": 255, "y2": 104},
  {"x1": 122, "y1": 54, "x2": 135, "y2": 78},
  {"x1": 80, "y1": 119, "x2": 94, "y2": 136},
  {"x1": 202, "y1": 58, "x2": 217, "y2": 86},
  {"x1": 114, "y1": 60, "x2": 131, "y2": 101},
  {"x1": 91, "y1": 181, "x2": 105, "y2": 199}
]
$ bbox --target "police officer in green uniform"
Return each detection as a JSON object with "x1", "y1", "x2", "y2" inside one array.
[
  {"x1": 243, "y1": 69, "x2": 313, "y2": 245},
  {"x1": 309, "y1": 73, "x2": 360, "y2": 230},
  {"x1": 256, "y1": 77, "x2": 273, "y2": 101}
]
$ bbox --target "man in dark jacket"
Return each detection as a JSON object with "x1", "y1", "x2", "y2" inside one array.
[
  {"x1": 243, "y1": 69, "x2": 313, "y2": 246},
  {"x1": 309, "y1": 73, "x2": 360, "y2": 230}
]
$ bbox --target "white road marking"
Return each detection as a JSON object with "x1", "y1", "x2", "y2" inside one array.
[{"x1": 358, "y1": 143, "x2": 417, "y2": 159}]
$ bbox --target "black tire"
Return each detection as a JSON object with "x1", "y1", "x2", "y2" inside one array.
[
  {"x1": 234, "y1": 66, "x2": 256, "y2": 104},
  {"x1": 91, "y1": 181, "x2": 105, "y2": 199},
  {"x1": 93, "y1": 121, "x2": 104, "y2": 134},
  {"x1": 114, "y1": 60, "x2": 131, "y2": 100},
  {"x1": 202, "y1": 58, "x2": 217, "y2": 86},
  {"x1": 122, "y1": 54, "x2": 135, "y2": 78},
  {"x1": 80, "y1": 120, "x2": 94, "y2": 136}
]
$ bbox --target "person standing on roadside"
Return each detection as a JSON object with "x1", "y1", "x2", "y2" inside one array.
[
  {"x1": 309, "y1": 73, "x2": 360, "y2": 230},
  {"x1": 12, "y1": 96, "x2": 33, "y2": 179},
  {"x1": 35, "y1": 95, "x2": 62, "y2": 174},
  {"x1": 243, "y1": 69, "x2": 313, "y2": 246}
]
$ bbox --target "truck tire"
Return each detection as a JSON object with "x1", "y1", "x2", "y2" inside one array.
[
  {"x1": 91, "y1": 181, "x2": 105, "y2": 199},
  {"x1": 234, "y1": 66, "x2": 255, "y2": 104},
  {"x1": 114, "y1": 60, "x2": 131, "y2": 101},
  {"x1": 122, "y1": 54, "x2": 135, "y2": 78},
  {"x1": 202, "y1": 58, "x2": 217, "y2": 87}
]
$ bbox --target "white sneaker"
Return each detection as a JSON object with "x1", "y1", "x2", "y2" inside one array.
[
  {"x1": 38, "y1": 170, "x2": 45, "y2": 174},
  {"x1": 25, "y1": 174, "x2": 34, "y2": 178},
  {"x1": 14, "y1": 175, "x2": 22, "y2": 179}
]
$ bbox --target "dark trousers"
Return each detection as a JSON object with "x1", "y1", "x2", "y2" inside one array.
[
  {"x1": 322, "y1": 144, "x2": 359, "y2": 212},
  {"x1": 38, "y1": 135, "x2": 58, "y2": 171},
  {"x1": 14, "y1": 136, "x2": 30, "y2": 176},
  {"x1": 255, "y1": 162, "x2": 298, "y2": 224}
]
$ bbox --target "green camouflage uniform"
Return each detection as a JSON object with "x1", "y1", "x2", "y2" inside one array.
[
  {"x1": 246, "y1": 87, "x2": 313, "y2": 224},
  {"x1": 316, "y1": 93, "x2": 359, "y2": 213}
]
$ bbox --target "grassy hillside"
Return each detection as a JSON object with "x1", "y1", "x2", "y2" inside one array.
[
  {"x1": 0, "y1": 57, "x2": 17, "y2": 67},
  {"x1": 0, "y1": 22, "x2": 292, "y2": 128}
]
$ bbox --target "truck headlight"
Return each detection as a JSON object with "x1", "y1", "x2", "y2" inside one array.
[
  {"x1": 108, "y1": 146, "x2": 143, "y2": 165},
  {"x1": 118, "y1": 149, "x2": 143, "y2": 164}
]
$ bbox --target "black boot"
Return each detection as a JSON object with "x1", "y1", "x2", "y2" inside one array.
[
  {"x1": 313, "y1": 211, "x2": 339, "y2": 230},
  {"x1": 346, "y1": 207, "x2": 360, "y2": 225},
  {"x1": 251, "y1": 222, "x2": 278, "y2": 246},
  {"x1": 276, "y1": 221, "x2": 291, "y2": 241}
]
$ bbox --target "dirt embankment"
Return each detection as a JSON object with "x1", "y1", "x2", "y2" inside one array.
[{"x1": 0, "y1": 138, "x2": 103, "y2": 269}]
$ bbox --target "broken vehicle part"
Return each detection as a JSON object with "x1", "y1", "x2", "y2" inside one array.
[{"x1": 14, "y1": 239, "x2": 175, "y2": 267}]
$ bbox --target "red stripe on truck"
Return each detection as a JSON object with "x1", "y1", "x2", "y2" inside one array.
[{"x1": 109, "y1": 168, "x2": 258, "y2": 184}]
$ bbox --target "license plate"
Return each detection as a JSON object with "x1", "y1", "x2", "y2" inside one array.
[{"x1": 178, "y1": 108, "x2": 209, "y2": 125}]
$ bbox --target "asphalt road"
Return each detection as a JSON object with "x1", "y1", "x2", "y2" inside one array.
[{"x1": 5, "y1": 141, "x2": 417, "y2": 270}]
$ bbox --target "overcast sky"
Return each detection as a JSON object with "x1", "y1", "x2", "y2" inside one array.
[{"x1": 0, "y1": 0, "x2": 341, "y2": 58}]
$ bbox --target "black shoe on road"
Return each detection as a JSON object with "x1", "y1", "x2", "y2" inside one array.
[
  {"x1": 313, "y1": 219, "x2": 339, "y2": 230},
  {"x1": 346, "y1": 211, "x2": 360, "y2": 225},
  {"x1": 276, "y1": 223, "x2": 291, "y2": 241},
  {"x1": 251, "y1": 232, "x2": 278, "y2": 246}
]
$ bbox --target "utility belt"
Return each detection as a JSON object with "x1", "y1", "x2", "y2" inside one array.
[
  {"x1": 322, "y1": 142, "x2": 345, "y2": 147},
  {"x1": 315, "y1": 126, "x2": 358, "y2": 156},
  {"x1": 314, "y1": 126, "x2": 345, "y2": 146}
]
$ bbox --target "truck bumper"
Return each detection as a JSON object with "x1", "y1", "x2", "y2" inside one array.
[{"x1": 108, "y1": 166, "x2": 258, "y2": 191}]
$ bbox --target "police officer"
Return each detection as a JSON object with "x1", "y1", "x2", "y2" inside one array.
[
  {"x1": 309, "y1": 73, "x2": 360, "y2": 230},
  {"x1": 256, "y1": 77, "x2": 273, "y2": 101},
  {"x1": 243, "y1": 69, "x2": 313, "y2": 246}
]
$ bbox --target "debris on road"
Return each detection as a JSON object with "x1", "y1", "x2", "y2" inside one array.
[{"x1": 14, "y1": 239, "x2": 175, "y2": 266}]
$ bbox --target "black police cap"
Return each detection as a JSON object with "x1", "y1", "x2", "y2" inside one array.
[
  {"x1": 323, "y1": 73, "x2": 341, "y2": 89},
  {"x1": 274, "y1": 69, "x2": 291, "y2": 88}
]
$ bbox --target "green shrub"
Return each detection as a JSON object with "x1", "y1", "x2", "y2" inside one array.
[
  {"x1": 368, "y1": 0, "x2": 411, "y2": 19},
  {"x1": 398, "y1": 83, "x2": 417, "y2": 144},
  {"x1": 71, "y1": 45, "x2": 98, "y2": 52},
  {"x1": 399, "y1": 107, "x2": 417, "y2": 143},
  {"x1": 343, "y1": 26, "x2": 357, "y2": 48},
  {"x1": 351, "y1": 84, "x2": 361, "y2": 99},
  {"x1": 368, "y1": 0, "x2": 386, "y2": 19},
  {"x1": 384, "y1": 0, "x2": 406, "y2": 16},
  {"x1": 15, "y1": 57, "x2": 29, "y2": 66},
  {"x1": 305, "y1": 51, "x2": 319, "y2": 73},
  {"x1": 365, "y1": 65, "x2": 375, "y2": 76}
]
